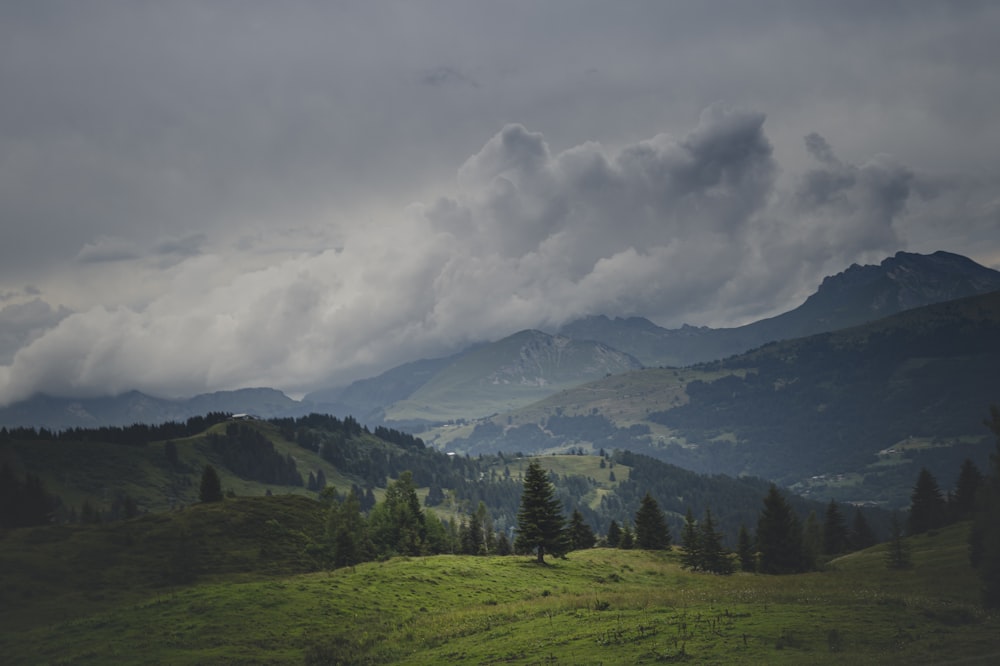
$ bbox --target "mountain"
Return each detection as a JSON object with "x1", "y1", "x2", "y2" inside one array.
[
  {"x1": 434, "y1": 289, "x2": 1000, "y2": 508},
  {"x1": 558, "y1": 250, "x2": 1000, "y2": 367},
  {"x1": 303, "y1": 352, "x2": 465, "y2": 422},
  {"x1": 0, "y1": 387, "x2": 307, "y2": 430},
  {"x1": 381, "y1": 330, "x2": 642, "y2": 423}
]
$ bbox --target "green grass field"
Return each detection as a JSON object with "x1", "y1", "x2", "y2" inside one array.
[{"x1": 2, "y1": 497, "x2": 998, "y2": 665}]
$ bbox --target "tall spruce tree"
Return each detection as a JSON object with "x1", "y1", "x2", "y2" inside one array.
[
  {"x1": 199, "y1": 465, "x2": 223, "y2": 503},
  {"x1": 634, "y1": 492, "x2": 671, "y2": 550},
  {"x1": 756, "y1": 484, "x2": 805, "y2": 574},
  {"x1": 850, "y1": 507, "x2": 878, "y2": 551},
  {"x1": 568, "y1": 508, "x2": 596, "y2": 551},
  {"x1": 951, "y1": 459, "x2": 983, "y2": 522},
  {"x1": 606, "y1": 520, "x2": 622, "y2": 548},
  {"x1": 699, "y1": 508, "x2": 733, "y2": 574},
  {"x1": 680, "y1": 507, "x2": 702, "y2": 571},
  {"x1": 515, "y1": 460, "x2": 568, "y2": 563},
  {"x1": 908, "y1": 467, "x2": 946, "y2": 535},
  {"x1": 822, "y1": 500, "x2": 849, "y2": 556},
  {"x1": 737, "y1": 524, "x2": 756, "y2": 572}
]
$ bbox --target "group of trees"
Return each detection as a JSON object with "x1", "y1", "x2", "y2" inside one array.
[{"x1": 207, "y1": 423, "x2": 303, "y2": 487}]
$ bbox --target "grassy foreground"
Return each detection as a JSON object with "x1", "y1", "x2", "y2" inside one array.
[{"x1": 2, "y1": 505, "x2": 998, "y2": 665}]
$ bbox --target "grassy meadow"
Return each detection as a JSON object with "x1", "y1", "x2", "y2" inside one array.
[{"x1": 2, "y1": 497, "x2": 998, "y2": 665}]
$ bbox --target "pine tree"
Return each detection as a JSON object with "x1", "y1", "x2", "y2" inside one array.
[
  {"x1": 950, "y1": 459, "x2": 983, "y2": 522},
  {"x1": 756, "y1": 484, "x2": 805, "y2": 574},
  {"x1": 606, "y1": 520, "x2": 622, "y2": 548},
  {"x1": 634, "y1": 492, "x2": 671, "y2": 550},
  {"x1": 822, "y1": 500, "x2": 848, "y2": 556},
  {"x1": 802, "y1": 511, "x2": 822, "y2": 570},
  {"x1": 568, "y1": 508, "x2": 596, "y2": 551},
  {"x1": 515, "y1": 460, "x2": 568, "y2": 563},
  {"x1": 328, "y1": 489, "x2": 369, "y2": 568},
  {"x1": 737, "y1": 524, "x2": 755, "y2": 572},
  {"x1": 850, "y1": 507, "x2": 878, "y2": 551},
  {"x1": 619, "y1": 523, "x2": 634, "y2": 550},
  {"x1": 199, "y1": 465, "x2": 223, "y2": 503},
  {"x1": 908, "y1": 467, "x2": 946, "y2": 535},
  {"x1": 680, "y1": 508, "x2": 702, "y2": 571},
  {"x1": 699, "y1": 508, "x2": 733, "y2": 574}
]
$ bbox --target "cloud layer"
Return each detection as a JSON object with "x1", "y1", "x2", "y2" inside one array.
[
  {"x1": 0, "y1": 105, "x2": 979, "y2": 404},
  {"x1": 1, "y1": 3, "x2": 999, "y2": 404}
]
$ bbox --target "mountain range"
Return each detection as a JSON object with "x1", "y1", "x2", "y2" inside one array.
[{"x1": 2, "y1": 250, "x2": 998, "y2": 436}]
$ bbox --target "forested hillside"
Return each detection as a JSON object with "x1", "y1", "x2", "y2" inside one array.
[{"x1": 435, "y1": 290, "x2": 1000, "y2": 507}]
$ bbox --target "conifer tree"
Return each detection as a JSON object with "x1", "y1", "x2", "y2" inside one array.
[
  {"x1": 756, "y1": 484, "x2": 805, "y2": 574},
  {"x1": 699, "y1": 508, "x2": 733, "y2": 574},
  {"x1": 908, "y1": 467, "x2": 946, "y2": 535},
  {"x1": 737, "y1": 524, "x2": 756, "y2": 572},
  {"x1": 606, "y1": 519, "x2": 622, "y2": 548},
  {"x1": 680, "y1": 508, "x2": 702, "y2": 571},
  {"x1": 568, "y1": 508, "x2": 596, "y2": 551},
  {"x1": 634, "y1": 492, "x2": 671, "y2": 550},
  {"x1": 515, "y1": 460, "x2": 568, "y2": 563},
  {"x1": 822, "y1": 500, "x2": 849, "y2": 556},
  {"x1": 850, "y1": 507, "x2": 878, "y2": 551},
  {"x1": 619, "y1": 523, "x2": 634, "y2": 550},
  {"x1": 802, "y1": 511, "x2": 822, "y2": 570},
  {"x1": 328, "y1": 489, "x2": 369, "y2": 568},
  {"x1": 199, "y1": 465, "x2": 223, "y2": 503},
  {"x1": 950, "y1": 459, "x2": 983, "y2": 522}
]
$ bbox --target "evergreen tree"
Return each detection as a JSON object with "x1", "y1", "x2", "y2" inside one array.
[
  {"x1": 850, "y1": 507, "x2": 878, "y2": 551},
  {"x1": 908, "y1": 467, "x2": 946, "y2": 535},
  {"x1": 737, "y1": 524, "x2": 756, "y2": 572},
  {"x1": 619, "y1": 523, "x2": 634, "y2": 550},
  {"x1": 199, "y1": 465, "x2": 223, "y2": 503},
  {"x1": 369, "y1": 471, "x2": 426, "y2": 556},
  {"x1": 606, "y1": 520, "x2": 622, "y2": 548},
  {"x1": 634, "y1": 492, "x2": 671, "y2": 550},
  {"x1": 495, "y1": 531, "x2": 513, "y2": 556},
  {"x1": 950, "y1": 458, "x2": 983, "y2": 522},
  {"x1": 699, "y1": 508, "x2": 733, "y2": 574},
  {"x1": 328, "y1": 489, "x2": 369, "y2": 568},
  {"x1": 477, "y1": 501, "x2": 496, "y2": 554},
  {"x1": 822, "y1": 500, "x2": 848, "y2": 556},
  {"x1": 802, "y1": 510, "x2": 822, "y2": 571},
  {"x1": 680, "y1": 508, "x2": 702, "y2": 571},
  {"x1": 756, "y1": 484, "x2": 805, "y2": 574},
  {"x1": 568, "y1": 508, "x2": 596, "y2": 551},
  {"x1": 514, "y1": 460, "x2": 568, "y2": 563},
  {"x1": 886, "y1": 512, "x2": 912, "y2": 570}
]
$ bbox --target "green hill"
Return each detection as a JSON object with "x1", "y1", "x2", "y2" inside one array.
[
  {"x1": 2, "y1": 513, "x2": 997, "y2": 664},
  {"x1": 433, "y1": 290, "x2": 1000, "y2": 508},
  {"x1": 386, "y1": 329, "x2": 641, "y2": 423}
]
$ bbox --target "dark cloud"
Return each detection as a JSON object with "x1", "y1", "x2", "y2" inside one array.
[{"x1": 0, "y1": 2, "x2": 998, "y2": 403}]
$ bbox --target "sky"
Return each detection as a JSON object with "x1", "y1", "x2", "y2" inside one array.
[{"x1": 1, "y1": 1, "x2": 999, "y2": 404}]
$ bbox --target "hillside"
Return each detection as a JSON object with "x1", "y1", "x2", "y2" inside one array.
[
  {"x1": 1, "y1": 516, "x2": 996, "y2": 664},
  {"x1": 559, "y1": 250, "x2": 1000, "y2": 367},
  {"x1": 382, "y1": 330, "x2": 641, "y2": 423},
  {"x1": 0, "y1": 387, "x2": 309, "y2": 430},
  {"x1": 432, "y1": 290, "x2": 1000, "y2": 508},
  {"x1": 3, "y1": 409, "x2": 839, "y2": 545}
]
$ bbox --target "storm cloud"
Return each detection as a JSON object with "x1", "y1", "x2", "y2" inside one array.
[{"x1": 1, "y1": 2, "x2": 998, "y2": 404}]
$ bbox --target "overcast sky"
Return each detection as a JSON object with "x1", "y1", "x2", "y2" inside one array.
[{"x1": 1, "y1": 1, "x2": 999, "y2": 404}]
